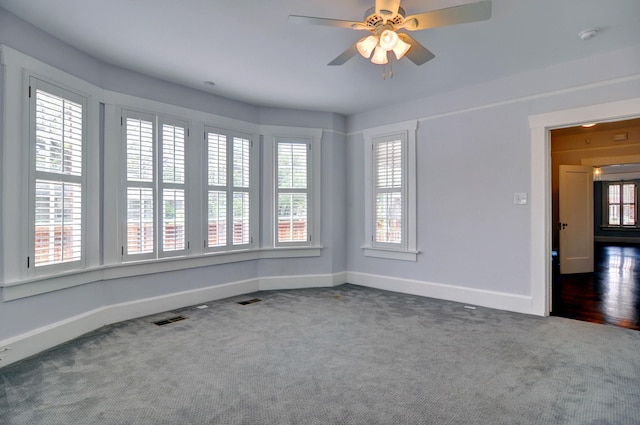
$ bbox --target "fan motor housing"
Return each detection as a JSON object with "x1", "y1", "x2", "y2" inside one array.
[{"x1": 363, "y1": 6, "x2": 406, "y2": 29}]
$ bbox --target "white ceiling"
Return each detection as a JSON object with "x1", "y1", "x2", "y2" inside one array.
[{"x1": 1, "y1": 0, "x2": 638, "y2": 115}]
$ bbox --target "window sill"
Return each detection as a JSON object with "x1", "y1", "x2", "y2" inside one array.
[
  {"x1": 599, "y1": 226, "x2": 640, "y2": 230},
  {"x1": 362, "y1": 246, "x2": 419, "y2": 261},
  {"x1": 1, "y1": 246, "x2": 323, "y2": 301}
]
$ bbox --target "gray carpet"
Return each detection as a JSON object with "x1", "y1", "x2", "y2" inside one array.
[{"x1": 1, "y1": 284, "x2": 639, "y2": 424}]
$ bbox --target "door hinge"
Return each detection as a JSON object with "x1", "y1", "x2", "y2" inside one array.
[
  {"x1": 121, "y1": 116, "x2": 123, "y2": 126},
  {"x1": 121, "y1": 246, "x2": 124, "y2": 256},
  {"x1": 28, "y1": 86, "x2": 32, "y2": 98},
  {"x1": 27, "y1": 256, "x2": 30, "y2": 268},
  {"x1": 187, "y1": 241, "x2": 190, "y2": 250}
]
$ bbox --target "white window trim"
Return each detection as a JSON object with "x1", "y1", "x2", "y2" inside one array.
[
  {"x1": 261, "y1": 125, "x2": 322, "y2": 249},
  {"x1": 362, "y1": 120, "x2": 418, "y2": 261},
  {"x1": 120, "y1": 109, "x2": 193, "y2": 261},
  {"x1": 274, "y1": 137, "x2": 312, "y2": 247},
  {"x1": 0, "y1": 45, "x2": 322, "y2": 301},
  {"x1": 203, "y1": 126, "x2": 258, "y2": 253},
  {"x1": 603, "y1": 180, "x2": 638, "y2": 228},
  {"x1": 28, "y1": 77, "x2": 89, "y2": 275}
]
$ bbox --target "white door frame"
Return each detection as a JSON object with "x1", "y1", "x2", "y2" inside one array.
[{"x1": 529, "y1": 97, "x2": 640, "y2": 316}]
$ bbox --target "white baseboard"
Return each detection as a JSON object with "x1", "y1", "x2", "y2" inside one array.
[
  {"x1": 346, "y1": 272, "x2": 534, "y2": 315},
  {"x1": 0, "y1": 270, "x2": 533, "y2": 369},
  {"x1": 0, "y1": 279, "x2": 259, "y2": 368},
  {"x1": 258, "y1": 272, "x2": 346, "y2": 291}
]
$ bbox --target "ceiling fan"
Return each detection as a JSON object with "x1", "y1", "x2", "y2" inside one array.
[{"x1": 289, "y1": 0, "x2": 491, "y2": 67}]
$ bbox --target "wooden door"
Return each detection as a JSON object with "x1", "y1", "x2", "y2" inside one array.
[{"x1": 559, "y1": 165, "x2": 594, "y2": 274}]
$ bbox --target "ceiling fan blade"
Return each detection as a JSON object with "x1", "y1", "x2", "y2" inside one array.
[
  {"x1": 288, "y1": 15, "x2": 364, "y2": 29},
  {"x1": 398, "y1": 33, "x2": 435, "y2": 65},
  {"x1": 375, "y1": 0, "x2": 402, "y2": 17},
  {"x1": 402, "y1": 0, "x2": 491, "y2": 31},
  {"x1": 328, "y1": 43, "x2": 359, "y2": 66}
]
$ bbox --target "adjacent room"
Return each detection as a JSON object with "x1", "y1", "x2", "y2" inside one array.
[{"x1": 1, "y1": 0, "x2": 639, "y2": 423}]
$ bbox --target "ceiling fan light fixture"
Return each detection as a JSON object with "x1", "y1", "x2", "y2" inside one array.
[
  {"x1": 371, "y1": 45, "x2": 388, "y2": 65},
  {"x1": 379, "y1": 29, "x2": 399, "y2": 51},
  {"x1": 357, "y1": 35, "x2": 378, "y2": 58},
  {"x1": 392, "y1": 37, "x2": 411, "y2": 60}
]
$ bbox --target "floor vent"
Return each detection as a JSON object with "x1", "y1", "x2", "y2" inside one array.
[
  {"x1": 153, "y1": 316, "x2": 187, "y2": 326},
  {"x1": 237, "y1": 298, "x2": 262, "y2": 305}
]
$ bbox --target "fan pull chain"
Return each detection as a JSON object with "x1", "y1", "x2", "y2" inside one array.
[{"x1": 381, "y1": 60, "x2": 394, "y2": 80}]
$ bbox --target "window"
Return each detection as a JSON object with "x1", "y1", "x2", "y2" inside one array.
[
  {"x1": 160, "y1": 119, "x2": 187, "y2": 255},
  {"x1": 275, "y1": 138, "x2": 312, "y2": 246},
  {"x1": 606, "y1": 182, "x2": 636, "y2": 226},
  {"x1": 205, "y1": 128, "x2": 255, "y2": 252},
  {"x1": 363, "y1": 121, "x2": 417, "y2": 261},
  {"x1": 30, "y1": 78, "x2": 87, "y2": 272},
  {"x1": 374, "y1": 138, "x2": 404, "y2": 246},
  {"x1": 123, "y1": 110, "x2": 188, "y2": 260}
]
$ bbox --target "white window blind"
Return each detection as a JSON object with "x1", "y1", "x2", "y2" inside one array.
[
  {"x1": 276, "y1": 140, "x2": 309, "y2": 244},
  {"x1": 232, "y1": 136, "x2": 251, "y2": 245},
  {"x1": 207, "y1": 132, "x2": 227, "y2": 248},
  {"x1": 363, "y1": 121, "x2": 417, "y2": 261},
  {"x1": 375, "y1": 139, "x2": 403, "y2": 245},
  {"x1": 607, "y1": 182, "x2": 636, "y2": 226},
  {"x1": 31, "y1": 79, "x2": 86, "y2": 269},
  {"x1": 206, "y1": 129, "x2": 254, "y2": 251},
  {"x1": 124, "y1": 113, "x2": 155, "y2": 257},
  {"x1": 160, "y1": 121, "x2": 186, "y2": 254}
]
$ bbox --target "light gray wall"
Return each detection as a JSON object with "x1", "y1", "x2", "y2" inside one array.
[
  {"x1": 0, "y1": 7, "x2": 258, "y2": 123},
  {"x1": 345, "y1": 45, "x2": 640, "y2": 297},
  {"x1": 0, "y1": 6, "x2": 348, "y2": 342}
]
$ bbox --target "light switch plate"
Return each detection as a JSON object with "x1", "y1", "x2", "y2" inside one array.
[{"x1": 514, "y1": 192, "x2": 528, "y2": 205}]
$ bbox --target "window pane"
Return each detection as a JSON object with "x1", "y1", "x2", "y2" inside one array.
[
  {"x1": 34, "y1": 180, "x2": 82, "y2": 266},
  {"x1": 278, "y1": 193, "x2": 307, "y2": 242},
  {"x1": 126, "y1": 118, "x2": 154, "y2": 182},
  {"x1": 376, "y1": 192, "x2": 402, "y2": 244},
  {"x1": 208, "y1": 133, "x2": 227, "y2": 186},
  {"x1": 233, "y1": 137, "x2": 250, "y2": 188},
  {"x1": 376, "y1": 140, "x2": 402, "y2": 189},
  {"x1": 162, "y1": 189, "x2": 185, "y2": 251},
  {"x1": 162, "y1": 124, "x2": 185, "y2": 184},
  {"x1": 233, "y1": 191, "x2": 250, "y2": 245},
  {"x1": 623, "y1": 184, "x2": 635, "y2": 203},
  {"x1": 608, "y1": 184, "x2": 620, "y2": 204},
  {"x1": 278, "y1": 143, "x2": 307, "y2": 189},
  {"x1": 623, "y1": 204, "x2": 635, "y2": 226},
  {"x1": 127, "y1": 187, "x2": 154, "y2": 254},
  {"x1": 609, "y1": 204, "x2": 620, "y2": 225},
  {"x1": 35, "y1": 90, "x2": 83, "y2": 176},
  {"x1": 208, "y1": 190, "x2": 227, "y2": 247}
]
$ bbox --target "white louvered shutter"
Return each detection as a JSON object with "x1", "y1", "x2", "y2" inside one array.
[
  {"x1": 160, "y1": 121, "x2": 187, "y2": 253},
  {"x1": 276, "y1": 141, "x2": 309, "y2": 244},
  {"x1": 33, "y1": 81, "x2": 85, "y2": 268},
  {"x1": 374, "y1": 139, "x2": 403, "y2": 245},
  {"x1": 125, "y1": 114, "x2": 155, "y2": 256}
]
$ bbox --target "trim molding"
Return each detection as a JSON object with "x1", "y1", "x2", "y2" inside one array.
[
  {"x1": 259, "y1": 272, "x2": 346, "y2": 291},
  {"x1": 0, "y1": 279, "x2": 259, "y2": 368},
  {"x1": 0, "y1": 273, "x2": 346, "y2": 368},
  {"x1": 346, "y1": 272, "x2": 534, "y2": 315}
]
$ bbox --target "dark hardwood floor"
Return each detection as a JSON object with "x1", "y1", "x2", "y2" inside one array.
[{"x1": 552, "y1": 243, "x2": 640, "y2": 331}]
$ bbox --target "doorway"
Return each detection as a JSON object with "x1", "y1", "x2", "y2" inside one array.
[{"x1": 550, "y1": 118, "x2": 640, "y2": 330}]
